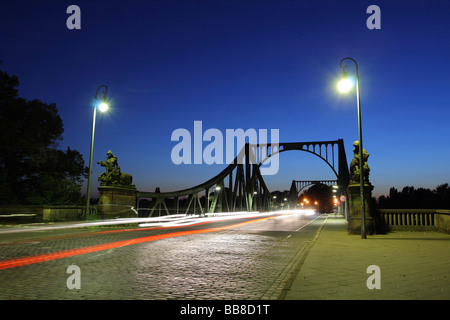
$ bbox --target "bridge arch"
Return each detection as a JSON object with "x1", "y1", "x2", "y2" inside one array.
[
  {"x1": 291, "y1": 180, "x2": 339, "y2": 194},
  {"x1": 259, "y1": 146, "x2": 338, "y2": 179},
  {"x1": 253, "y1": 139, "x2": 349, "y2": 187}
]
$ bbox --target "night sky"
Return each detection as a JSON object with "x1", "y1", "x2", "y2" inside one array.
[{"x1": 1, "y1": 0, "x2": 450, "y2": 198}]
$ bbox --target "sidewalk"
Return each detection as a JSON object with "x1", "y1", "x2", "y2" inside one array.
[{"x1": 283, "y1": 215, "x2": 450, "y2": 300}]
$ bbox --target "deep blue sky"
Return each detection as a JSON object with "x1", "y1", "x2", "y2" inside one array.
[{"x1": 1, "y1": 0, "x2": 450, "y2": 198}]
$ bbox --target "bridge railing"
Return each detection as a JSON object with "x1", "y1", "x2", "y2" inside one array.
[
  {"x1": 378, "y1": 209, "x2": 450, "y2": 233},
  {"x1": 0, "y1": 205, "x2": 98, "y2": 223}
]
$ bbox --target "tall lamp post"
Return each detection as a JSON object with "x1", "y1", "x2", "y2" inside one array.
[
  {"x1": 86, "y1": 85, "x2": 109, "y2": 217},
  {"x1": 337, "y1": 57, "x2": 366, "y2": 239}
]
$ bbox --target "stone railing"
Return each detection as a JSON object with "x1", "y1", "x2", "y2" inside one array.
[
  {"x1": 0, "y1": 205, "x2": 97, "y2": 223},
  {"x1": 378, "y1": 209, "x2": 450, "y2": 233}
]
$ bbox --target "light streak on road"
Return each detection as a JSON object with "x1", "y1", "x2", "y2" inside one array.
[
  {"x1": 0, "y1": 212, "x2": 302, "y2": 270},
  {"x1": 0, "y1": 209, "x2": 316, "y2": 235},
  {"x1": 138, "y1": 209, "x2": 316, "y2": 228}
]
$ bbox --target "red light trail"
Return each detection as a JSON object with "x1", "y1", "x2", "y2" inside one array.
[{"x1": 0, "y1": 215, "x2": 276, "y2": 270}]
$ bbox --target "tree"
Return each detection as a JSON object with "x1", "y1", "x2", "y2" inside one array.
[
  {"x1": 377, "y1": 184, "x2": 450, "y2": 209},
  {"x1": 0, "y1": 64, "x2": 88, "y2": 204},
  {"x1": 300, "y1": 183, "x2": 333, "y2": 213},
  {"x1": 434, "y1": 183, "x2": 450, "y2": 208}
]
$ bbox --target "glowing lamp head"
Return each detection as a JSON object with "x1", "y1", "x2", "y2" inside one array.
[
  {"x1": 98, "y1": 102, "x2": 109, "y2": 112},
  {"x1": 98, "y1": 87, "x2": 109, "y2": 112},
  {"x1": 337, "y1": 78, "x2": 353, "y2": 93},
  {"x1": 337, "y1": 68, "x2": 353, "y2": 93}
]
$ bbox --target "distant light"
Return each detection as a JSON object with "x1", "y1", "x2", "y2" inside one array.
[
  {"x1": 215, "y1": 186, "x2": 221, "y2": 191},
  {"x1": 337, "y1": 78, "x2": 353, "y2": 93},
  {"x1": 98, "y1": 102, "x2": 109, "y2": 112}
]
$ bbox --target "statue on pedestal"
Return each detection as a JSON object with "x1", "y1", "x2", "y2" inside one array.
[
  {"x1": 347, "y1": 141, "x2": 377, "y2": 234},
  {"x1": 97, "y1": 150, "x2": 133, "y2": 187},
  {"x1": 349, "y1": 141, "x2": 370, "y2": 184}
]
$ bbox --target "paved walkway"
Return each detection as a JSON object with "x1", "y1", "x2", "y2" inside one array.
[{"x1": 283, "y1": 215, "x2": 450, "y2": 300}]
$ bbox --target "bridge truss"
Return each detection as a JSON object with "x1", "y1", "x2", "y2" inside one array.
[{"x1": 136, "y1": 139, "x2": 350, "y2": 216}]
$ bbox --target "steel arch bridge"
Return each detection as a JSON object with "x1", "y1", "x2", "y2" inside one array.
[
  {"x1": 136, "y1": 139, "x2": 350, "y2": 216},
  {"x1": 289, "y1": 179, "x2": 339, "y2": 197},
  {"x1": 291, "y1": 180, "x2": 339, "y2": 194}
]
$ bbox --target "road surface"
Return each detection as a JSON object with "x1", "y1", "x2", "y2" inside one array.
[{"x1": 0, "y1": 211, "x2": 326, "y2": 300}]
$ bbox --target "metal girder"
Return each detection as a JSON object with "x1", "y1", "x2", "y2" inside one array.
[
  {"x1": 136, "y1": 139, "x2": 350, "y2": 217},
  {"x1": 292, "y1": 180, "x2": 339, "y2": 194},
  {"x1": 257, "y1": 139, "x2": 349, "y2": 186}
]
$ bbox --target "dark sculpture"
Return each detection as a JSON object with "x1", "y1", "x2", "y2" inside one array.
[
  {"x1": 98, "y1": 150, "x2": 133, "y2": 187},
  {"x1": 349, "y1": 141, "x2": 370, "y2": 184}
]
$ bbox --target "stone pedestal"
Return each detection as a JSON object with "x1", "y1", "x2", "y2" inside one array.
[
  {"x1": 98, "y1": 186, "x2": 138, "y2": 219},
  {"x1": 347, "y1": 183, "x2": 375, "y2": 235}
]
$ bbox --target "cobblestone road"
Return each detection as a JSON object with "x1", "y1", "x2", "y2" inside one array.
[{"x1": 0, "y1": 214, "x2": 324, "y2": 300}]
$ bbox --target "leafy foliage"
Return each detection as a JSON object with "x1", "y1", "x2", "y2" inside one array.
[
  {"x1": 0, "y1": 64, "x2": 87, "y2": 204},
  {"x1": 377, "y1": 184, "x2": 450, "y2": 209}
]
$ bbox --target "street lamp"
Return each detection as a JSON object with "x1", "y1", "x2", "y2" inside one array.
[
  {"x1": 86, "y1": 85, "x2": 109, "y2": 217},
  {"x1": 338, "y1": 57, "x2": 367, "y2": 239}
]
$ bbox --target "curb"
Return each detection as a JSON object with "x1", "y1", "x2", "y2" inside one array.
[{"x1": 277, "y1": 215, "x2": 329, "y2": 300}]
